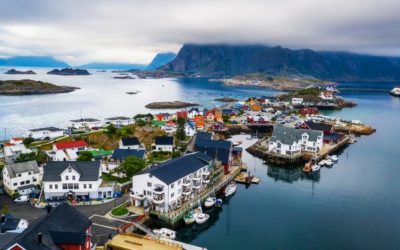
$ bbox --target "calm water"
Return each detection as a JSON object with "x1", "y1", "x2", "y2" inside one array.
[{"x1": 2, "y1": 67, "x2": 400, "y2": 249}]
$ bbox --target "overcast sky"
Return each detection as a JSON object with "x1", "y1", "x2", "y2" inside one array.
[{"x1": 1, "y1": 0, "x2": 400, "y2": 65}]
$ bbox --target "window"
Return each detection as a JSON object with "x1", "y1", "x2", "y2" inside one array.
[
  {"x1": 17, "y1": 174, "x2": 21, "y2": 177},
  {"x1": 13, "y1": 183, "x2": 17, "y2": 186},
  {"x1": 74, "y1": 183, "x2": 79, "y2": 189},
  {"x1": 171, "y1": 192, "x2": 174, "y2": 198},
  {"x1": 28, "y1": 172, "x2": 32, "y2": 175},
  {"x1": 26, "y1": 180, "x2": 30, "y2": 184},
  {"x1": 89, "y1": 184, "x2": 92, "y2": 189},
  {"x1": 33, "y1": 178, "x2": 37, "y2": 182},
  {"x1": 49, "y1": 184, "x2": 53, "y2": 189},
  {"x1": 68, "y1": 183, "x2": 73, "y2": 189},
  {"x1": 20, "y1": 181, "x2": 25, "y2": 185},
  {"x1": 171, "y1": 184, "x2": 174, "y2": 189},
  {"x1": 63, "y1": 184, "x2": 67, "y2": 189},
  {"x1": 84, "y1": 184, "x2": 87, "y2": 189},
  {"x1": 72, "y1": 175, "x2": 76, "y2": 180},
  {"x1": 178, "y1": 180, "x2": 181, "y2": 185},
  {"x1": 65, "y1": 176, "x2": 69, "y2": 181},
  {"x1": 147, "y1": 182, "x2": 152, "y2": 188},
  {"x1": 55, "y1": 184, "x2": 58, "y2": 189}
]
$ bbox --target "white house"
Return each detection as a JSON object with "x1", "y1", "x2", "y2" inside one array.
[
  {"x1": 105, "y1": 116, "x2": 134, "y2": 127},
  {"x1": 153, "y1": 136, "x2": 174, "y2": 152},
  {"x1": 119, "y1": 137, "x2": 141, "y2": 150},
  {"x1": 187, "y1": 108, "x2": 201, "y2": 120},
  {"x1": 2, "y1": 161, "x2": 41, "y2": 196},
  {"x1": 69, "y1": 118, "x2": 102, "y2": 130},
  {"x1": 184, "y1": 121, "x2": 196, "y2": 137},
  {"x1": 26, "y1": 127, "x2": 64, "y2": 140},
  {"x1": 42, "y1": 161, "x2": 114, "y2": 201},
  {"x1": 101, "y1": 149, "x2": 146, "y2": 176},
  {"x1": 46, "y1": 140, "x2": 88, "y2": 161},
  {"x1": 3, "y1": 139, "x2": 32, "y2": 164},
  {"x1": 291, "y1": 98, "x2": 304, "y2": 106},
  {"x1": 319, "y1": 91, "x2": 334, "y2": 100},
  {"x1": 130, "y1": 152, "x2": 213, "y2": 212},
  {"x1": 268, "y1": 126, "x2": 323, "y2": 157}
]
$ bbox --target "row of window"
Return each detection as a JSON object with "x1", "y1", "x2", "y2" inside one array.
[
  {"x1": 12, "y1": 179, "x2": 32, "y2": 186},
  {"x1": 16, "y1": 172, "x2": 33, "y2": 177},
  {"x1": 64, "y1": 175, "x2": 77, "y2": 181},
  {"x1": 48, "y1": 183, "x2": 92, "y2": 190}
]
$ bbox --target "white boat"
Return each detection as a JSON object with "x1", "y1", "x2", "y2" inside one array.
[
  {"x1": 331, "y1": 155, "x2": 339, "y2": 162},
  {"x1": 390, "y1": 87, "x2": 400, "y2": 97},
  {"x1": 195, "y1": 213, "x2": 210, "y2": 224},
  {"x1": 318, "y1": 160, "x2": 327, "y2": 166},
  {"x1": 204, "y1": 197, "x2": 217, "y2": 208},
  {"x1": 6, "y1": 219, "x2": 29, "y2": 233},
  {"x1": 183, "y1": 211, "x2": 196, "y2": 225},
  {"x1": 233, "y1": 140, "x2": 242, "y2": 146},
  {"x1": 153, "y1": 228, "x2": 177, "y2": 240},
  {"x1": 325, "y1": 155, "x2": 332, "y2": 160},
  {"x1": 325, "y1": 159, "x2": 334, "y2": 166},
  {"x1": 224, "y1": 182, "x2": 237, "y2": 197},
  {"x1": 311, "y1": 164, "x2": 320, "y2": 172}
]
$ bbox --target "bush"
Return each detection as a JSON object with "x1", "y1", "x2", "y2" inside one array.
[
  {"x1": 111, "y1": 205, "x2": 129, "y2": 216},
  {"x1": 23, "y1": 137, "x2": 35, "y2": 147},
  {"x1": 77, "y1": 151, "x2": 93, "y2": 161}
]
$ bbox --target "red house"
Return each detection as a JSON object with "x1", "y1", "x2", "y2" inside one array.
[
  {"x1": 300, "y1": 107, "x2": 319, "y2": 116},
  {"x1": 54, "y1": 140, "x2": 88, "y2": 150}
]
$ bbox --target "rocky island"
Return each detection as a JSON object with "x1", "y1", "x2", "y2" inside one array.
[
  {"x1": 145, "y1": 101, "x2": 199, "y2": 109},
  {"x1": 0, "y1": 79, "x2": 79, "y2": 95},
  {"x1": 5, "y1": 69, "x2": 36, "y2": 75},
  {"x1": 47, "y1": 68, "x2": 91, "y2": 75},
  {"x1": 214, "y1": 96, "x2": 239, "y2": 102}
]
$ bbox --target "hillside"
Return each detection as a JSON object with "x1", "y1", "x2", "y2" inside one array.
[
  {"x1": 0, "y1": 79, "x2": 79, "y2": 95},
  {"x1": 146, "y1": 52, "x2": 176, "y2": 70},
  {"x1": 0, "y1": 56, "x2": 69, "y2": 68},
  {"x1": 79, "y1": 63, "x2": 147, "y2": 70},
  {"x1": 161, "y1": 44, "x2": 400, "y2": 81}
]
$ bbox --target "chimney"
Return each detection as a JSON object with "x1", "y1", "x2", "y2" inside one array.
[
  {"x1": 46, "y1": 204, "x2": 52, "y2": 214},
  {"x1": 38, "y1": 232, "x2": 43, "y2": 244},
  {"x1": 0, "y1": 215, "x2": 5, "y2": 224}
]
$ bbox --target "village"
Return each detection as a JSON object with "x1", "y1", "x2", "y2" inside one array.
[{"x1": 0, "y1": 85, "x2": 376, "y2": 249}]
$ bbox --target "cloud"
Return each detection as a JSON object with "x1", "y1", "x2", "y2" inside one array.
[{"x1": 0, "y1": 0, "x2": 400, "y2": 65}]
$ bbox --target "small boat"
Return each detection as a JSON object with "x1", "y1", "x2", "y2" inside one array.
[
  {"x1": 311, "y1": 164, "x2": 320, "y2": 172},
  {"x1": 325, "y1": 155, "x2": 332, "y2": 160},
  {"x1": 303, "y1": 162, "x2": 311, "y2": 172},
  {"x1": 318, "y1": 160, "x2": 327, "y2": 166},
  {"x1": 331, "y1": 155, "x2": 339, "y2": 162},
  {"x1": 183, "y1": 211, "x2": 196, "y2": 225},
  {"x1": 325, "y1": 159, "x2": 334, "y2": 167},
  {"x1": 153, "y1": 228, "x2": 176, "y2": 240},
  {"x1": 204, "y1": 197, "x2": 217, "y2": 208},
  {"x1": 224, "y1": 182, "x2": 237, "y2": 197},
  {"x1": 233, "y1": 140, "x2": 242, "y2": 146},
  {"x1": 215, "y1": 198, "x2": 223, "y2": 207},
  {"x1": 390, "y1": 87, "x2": 400, "y2": 97},
  {"x1": 195, "y1": 213, "x2": 210, "y2": 224}
]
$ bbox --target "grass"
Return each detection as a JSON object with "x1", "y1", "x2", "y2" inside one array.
[
  {"x1": 102, "y1": 173, "x2": 131, "y2": 184},
  {"x1": 148, "y1": 151, "x2": 171, "y2": 163},
  {"x1": 111, "y1": 205, "x2": 129, "y2": 216}
]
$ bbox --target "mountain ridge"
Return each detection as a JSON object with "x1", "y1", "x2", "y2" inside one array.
[{"x1": 0, "y1": 56, "x2": 69, "y2": 68}]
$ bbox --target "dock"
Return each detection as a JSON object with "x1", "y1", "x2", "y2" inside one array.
[{"x1": 234, "y1": 172, "x2": 260, "y2": 184}]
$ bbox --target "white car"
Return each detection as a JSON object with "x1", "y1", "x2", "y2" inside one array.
[{"x1": 14, "y1": 195, "x2": 29, "y2": 203}]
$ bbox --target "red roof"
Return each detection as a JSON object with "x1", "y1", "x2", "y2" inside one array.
[
  {"x1": 55, "y1": 140, "x2": 87, "y2": 150},
  {"x1": 176, "y1": 111, "x2": 188, "y2": 119},
  {"x1": 11, "y1": 137, "x2": 23, "y2": 141}
]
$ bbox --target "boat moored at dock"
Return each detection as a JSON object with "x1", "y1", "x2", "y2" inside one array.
[
  {"x1": 390, "y1": 87, "x2": 400, "y2": 97},
  {"x1": 204, "y1": 197, "x2": 217, "y2": 208},
  {"x1": 224, "y1": 182, "x2": 237, "y2": 197},
  {"x1": 153, "y1": 228, "x2": 177, "y2": 240}
]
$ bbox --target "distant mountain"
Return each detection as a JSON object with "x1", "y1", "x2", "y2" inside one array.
[
  {"x1": 0, "y1": 56, "x2": 69, "y2": 68},
  {"x1": 161, "y1": 44, "x2": 400, "y2": 81},
  {"x1": 79, "y1": 63, "x2": 147, "y2": 70},
  {"x1": 147, "y1": 52, "x2": 176, "y2": 70}
]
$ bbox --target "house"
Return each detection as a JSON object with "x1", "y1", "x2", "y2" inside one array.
[
  {"x1": 221, "y1": 109, "x2": 238, "y2": 116},
  {"x1": 26, "y1": 127, "x2": 64, "y2": 140},
  {"x1": 3, "y1": 139, "x2": 32, "y2": 164},
  {"x1": 105, "y1": 116, "x2": 134, "y2": 127},
  {"x1": 154, "y1": 113, "x2": 173, "y2": 121},
  {"x1": 205, "y1": 108, "x2": 223, "y2": 122},
  {"x1": 176, "y1": 111, "x2": 188, "y2": 120},
  {"x1": 69, "y1": 118, "x2": 102, "y2": 130},
  {"x1": 213, "y1": 122, "x2": 227, "y2": 132},
  {"x1": 184, "y1": 121, "x2": 196, "y2": 137},
  {"x1": 102, "y1": 149, "x2": 146, "y2": 175},
  {"x1": 130, "y1": 152, "x2": 213, "y2": 212},
  {"x1": 163, "y1": 120, "x2": 177, "y2": 134},
  {"x1": 152, "y1": 120, "x2": 167, "y2": 128},
  {"x1": 4, "y1": 202, "x2": 93, "y2": 250},
  {"x1": 194, "y1": 115, "x2": 205, "y2": 130},
  {"x1": 88, "y1": 149, "x2": 113, "y2": 160},
  {"x1": 291, "y1": 98, "x2": 304, "y2": 106},
  {"x1": 298, "y1": 121, "x2": 344, "y2": 144},
  {"x1": 2, "y1": 161, "x2": 41, "y2": 196},
  {"x1": 300, "y1": 107, "x2": 319, "y2": 116},
  {"x1": 42, "y1": 161, "x2": 114, "y2": 201},
  {"x1": 46, "y1": 140, "x2": 88, "y2": 161},
  {"x1": 319, "y1": 91, "x2": 334, "y2": 100},
  {"x1": 268, "y1": 126, "x2": 323, "y2": 157},
  {"x1": 119, "y1": 137, "x2": 141, "y2": 149},
  {"x1": 153, "y1": 136, "x2": 174, "y2": 152},
  {"x1": 187, "y1": 108, "x2": 200, "y2": 120}
]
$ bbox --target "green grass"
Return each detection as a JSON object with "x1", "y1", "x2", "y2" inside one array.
[
  {"x1": 111, "y1": 205, "x2": 129, "y2": 216},
  {"x1": 148, "y1": 151, "x2": 171, "y2": 163},
  {"x1": 102, "y1": 173, "x2": 131, "y2": 184}
]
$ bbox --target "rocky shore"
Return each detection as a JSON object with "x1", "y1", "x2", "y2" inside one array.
[
  {"x1": 214, "y1": 96, "x2": 239, "y2": 102},
  {"x1": 47, "y1": 68, "x2": 90, "y2": 75},
  {"x1": 5, "y1": 69, "x2": 36, "y2": 75},
  {"x1": 0, "y1": 79, "x2": 79, "y2": 95},
  {"x1": 145, "y1": 101, "x2": 199, "y2": 109}
]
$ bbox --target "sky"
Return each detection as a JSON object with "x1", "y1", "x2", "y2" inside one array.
[{"x1": 1, "y1": 0, "x2": 400, "y2": 65}]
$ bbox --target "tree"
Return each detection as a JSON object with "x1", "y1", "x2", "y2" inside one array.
[
  {"x1": 135, "y1": 119, "x2": 146, "y2": 127},
  {"x1": 114, "y1": 156, "x2": 145, "y2": 178},
  {"x1": 177, "y1": 117, "x2": 186, "y2": 128},
  {"x1": 176, "y1": 128, "x2": 186, "y2": 141},
  {"x1": 106, "y1": 124, "x2": 117, "y2": 136},
  {"x1": 15, "y1": 152, "x2": 36, "y2": 163},
  {"x1": 23, "y1": 137, "x2": 35, "y2": 147},
  {"x1": 77, "y1": 151, "x2": 93, "y2": 161}
]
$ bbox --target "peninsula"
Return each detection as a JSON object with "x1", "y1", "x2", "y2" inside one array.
[
  {"x1": 0, "y1": 79, "x2": 79, "y2": 95},
  {"x1": 4, "y1": 69, "x2": 36, "y2": 75},
  {"x1": 47, "y1": 68, "x2": 91, "y2": 75},
  {"x1": 145, "y1": 101, "x2": 199, "y2": 109}
]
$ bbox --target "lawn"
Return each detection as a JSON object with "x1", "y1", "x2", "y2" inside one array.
[
  {"x1": 111, "y1": 205, "x2": 129, "y2": 216},
  {"x1": 102, "y1": 173, "x2": 131, "y2": 184}
]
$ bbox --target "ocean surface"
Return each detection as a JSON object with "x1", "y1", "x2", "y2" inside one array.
[{"x1": 1, "y1": 67, "x2": 400, "y2": 249}]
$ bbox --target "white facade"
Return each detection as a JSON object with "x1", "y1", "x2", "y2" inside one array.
[
  {"x1": 2, "y1": 162, "x2": 41, "y2": 196},
  {"x1": 153, "y1": 144, "x2": 173, "y2": 152},
  {"x1": 69, "y1": 118, "x2": 103, "y2": 130},
  {"x1": 46, "y1": 143, "x2": 88, "y2": 161},
  {"x1": 119, "y1": 141, "x2": 140, "y2": 150},
  {"x1": 105, "y1": 117, "x2": 134, "y2": 127},
  {"x1": 26, "y1": 127, "x2": 64, "y2": 140},
  {"x1": 184, "y1": 123, "x2": 196, "y2": 137},
  {"x1": 291, "y1": 98, "x2": 304, "y2": 105},
  {"x1": 187, "y1": 109, "x2": 200, "y2": 120},
  {"x1": 3, "y1": 144, "x2": 32, "y2": 164}
]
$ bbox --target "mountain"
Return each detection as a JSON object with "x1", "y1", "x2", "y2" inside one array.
[
  {"x1": 161, "y1": 44, "x2": 400, "y2": 81},
  {"x1": 79, "y1": 63, "x2": 147, "y2": 70},
  {"x1": 0, "y1": 56, "x2": 69, "y2": 68},
  {"x1": 147, "y1": 52, "x2": 176, "y2": 70}
]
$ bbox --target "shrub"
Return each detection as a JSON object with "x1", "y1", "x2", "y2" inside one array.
[{"x1": 111, "y1": 205, "x2": 129, "y2": 216}]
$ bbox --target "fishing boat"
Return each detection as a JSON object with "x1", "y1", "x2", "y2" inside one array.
[
  {"x1": 325, "y1": 159, "x2": 334, "y2": 167},
  {"x1": 233, "y1": 140, "x2": 242, "y2": 146},
  {"x1": 195, "y1": 212, "x2": 210, "y2": 224},
  {"x1": 216, "y1": 198, "x2": 223, "y2": 207},
  {"x1": 325, "y1": 155, "x2": 332, "y2": 160},
  {"x1": 331, "y1": 155, "x2": 339, "y2": 162},
  {"x1": 318, "y1": 160, "x2": 327, "y2": 166},
  {"x1": 183, "y1": 211, "x2": 196, "y2": 225},
  {"x1": 153, "y1": 228, "x2": 177, "y2": 240},
  {"x1": 224, "y1": 182, "x2": 237, "y2": 197},
  {"x1": 390, "y1": 87, "x2": 400, "y2": 97},
  {"x1": 311, "y1": 164, "x2": 321, "y2": 172},
  {"x1": 204, "y1": 197, "x2": 217, "y2": 208}
]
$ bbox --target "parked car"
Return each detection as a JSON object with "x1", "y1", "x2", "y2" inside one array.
[{"x1": 14, "y1": 195, "x2": 29, "y2": 203}]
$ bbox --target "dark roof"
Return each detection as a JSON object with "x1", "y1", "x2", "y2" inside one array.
[
  {"x1": 4, "y1": 203, "x2": 92, "y2": 250},
  {"x1": 106, "y1": 116, "x2": 131, "y2": 121},
  {"x1": 0, "y1": 232, "x2": 18, "y2": 249},
  {"x1": 70, "y1": 118, "x2": 100, "y2": 122},
  {"x1": 195, "y1": 132, "x2": 212, "y2": 143},
  {"x1": 195, "y1": 138, "x2": 232, "y2": 164},
  {"x1": 304, "y1": 121, "x2": 333, "y2": 132},
  {"x1": 0, "y1": 215, "x2": 21, "y2": 233},
  {"x1": 42, "y1": 161, "x2": 100, "y2": 182},
  {"x1": 5, "y1": 161, "x2": 39, "y2": 178},
  {"x1": 270, "y1": 126, "x2": 323, "y2": 145},
  {"x1": 29, "y1": 127, "x2": 63, "y2": 132},
  {"x1": 324, "y1": 132, "x2": 344, "y2": 141},
  {"x1": 121, "y1": 137, "x2": 140, "y2": 146},
  {"x1": 140, "y1": 152, "x2": 212, "y2": 184},
  {"x1": 155, "y1": 136, "x2": 174, "y2": 145},
  {"x1": 111, "y1": 149, "x2": 145, "y2": 160}
]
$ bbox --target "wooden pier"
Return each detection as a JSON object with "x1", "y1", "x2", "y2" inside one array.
[{"x1": 234, "y1": 172, "x2": 260, "y2": 184}]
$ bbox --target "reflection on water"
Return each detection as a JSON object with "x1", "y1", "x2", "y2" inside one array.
[{"x1": 267, "y1": 166, "x2": 320, "y2": 183}]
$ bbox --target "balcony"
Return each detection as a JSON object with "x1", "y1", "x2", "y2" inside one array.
[
  {"x1": 192, "y1": 175, "x2": 201, "y2": 181},
  {"x1": 153, "y1": 197, "x2": 164, "y2": 204},
  {"x1": 202, "y1": 178, "x2": 210, "y2": 184},
  {"x1": 153, "y1": 185, "x2": 164, "y2": 194},
  {"x1": 182, "y1": 179, "x2": 191, "y2": 187},
  {"x1": 202, "y1": 170, "x2": 210, "y2": 176},
  {"x1": 192, "y1": 180, "x2": 202, "y2": 189},
  {"x1": 182, "y1": 187, "x2": 192, "y2": 196}
]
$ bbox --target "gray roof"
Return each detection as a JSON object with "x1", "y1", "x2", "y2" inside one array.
[
  {"x1": 270, "y1": 126, "x2": 323, "y2": 145},
  {"x1": 5, "y1": 161, "x2": 39, "y2": 178},
  {"x1": 43, "y1": 161, "x2": 100, "y2": 182},
  {"x1": 106, "y1": 116, "x2": 131, "y2": 120},
  {"x1": 29, "y1": 127, "x2": 63, "y2": 132},
  {"x1": 70, "y1": 118, "x2": 100, "y2": 122}
]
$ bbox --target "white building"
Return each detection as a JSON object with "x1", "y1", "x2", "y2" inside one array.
[
  {"x1": 153, "y1": 136, "x2": 174, "y2": 152},
  {"x1": 105, "y1": 116, "x2": 134, "y2": 127},
  {"x1": 268, "y1": 126, "x2": 323, "y2": 157},
  {"x1": 187, "y1": 108, "x2": 201, "y2": 120},
  {"x1": 319, "y1": 91, "x2": 334, "y2": 100},
  {"x1": 119, "y1": 137, "x2": 141, "y2": 150},
  {"x1": 3, "y1": 138, "x2": 32, "y2": 164},
  {"x1": 184, "y1": 121, "x2": 196, "y2": 137},
  {"x1": 2, "y1": 161, "x2": 41, "y2": 196},
  {"x1": 69, "y1": 118, "x2": 102, "y2": 130},
  {"x1": 42, "y1": 161, "x2": 114, "y2": 201},
  {"x1": 46, "y1": 140, "x2": 88, "y2": 161},
  {"x1": 291, "y1": 97, "x2": 304, "y2": 106},
  {"x1": 26, "y1": 127, "x2": 64, "y2": 140},
  {"x1": 130, "y1": 152, "x2": 213, "y2": 212}
]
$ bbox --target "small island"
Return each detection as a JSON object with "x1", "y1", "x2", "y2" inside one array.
[
  {"x1": 0, "y1": 79, "x2": 79, "y2": 95},
  {"x1": 47, "y1": 68, "x2": 91, "y2": 75},
  {"x1": 214, "y1": 96, "x2": 239, "y2": 102},
  {"x1": 5, "y1": 69, "x2": 36, "y2": 75},
  {"x1": 114, "y1": 76, "x2": 135, "y2": 79},
  {"x1": 145, "y1": 101, "x2": 199, "y2": 109}
]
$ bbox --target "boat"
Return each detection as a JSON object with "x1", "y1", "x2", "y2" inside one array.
[
  {"x1": 311, "y1": 164, "x2": 320, "y2": 172},
  {"x1": 303, "y1": 162, "x2": 311, "y2": 172},
  {"x1": 390, "y1": 87, "x2": 400, "y2": 97},
  {"x1": 195, "y1": 212, "x2": 210, "y2": 224},
  {"x1": 325, "y1": 155, "x2": 332, "y2": 160},
  {"x1": 183, "y1": 211, "x2": 196, "y2": 225},
  {"x1": 233, "y1": 140, "x2": 242, "y2": 146},
  {"x1": 204, "y1": 197, "x2": 217, "y2": 208},
  {"x1": 153, "y1": 228, "x2": 176, "y2": 240},
  {"x1": 325, "y1": 159, "x2": 334, "y2": 167},
  {"x1": 331, "y1": 155, "x2": 339, "y2": 162},
  {"x1": 318, "y1": 160, "x2": 327, "y2": 166},
  {"x1": 224, "y1": 182, "x2": 237, "y2": 197},
  {"x1": 215, "y1": 198, "x2": 223, "y2": 207}
]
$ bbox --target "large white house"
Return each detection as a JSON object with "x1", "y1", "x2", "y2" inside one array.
[
  {"x1": 153, "y1": 136, "x2": 174, "y2": 152},
  {"x1": 2, "y1": 161, "x2": 41, "y2": 196},
  {"x1": 130, "y1": 152, "x2": 213, "y2": 212},
  {"x1": 3, "y1": 138, "x2": 32, "y2": 164},
  {"x1": 268, "y1": 126, "x2": 323, "y2": 157},
  {"x1": 69, "y1": 118, "x2": 102, "y2": 130},
  {"x1": 105, "y1": 116, "x2": 134, "y2": 127},
  {"x1": 46, "y1": 140, "x2": 88, "y2": 161},
  {"x1": 119, "y1": 137, "x2": 141, "y2": 150},
  {"x1": 26, "y1": 127, "x2": 64, "y2": 140},
  {"x1": 42, "y1": 161, "x2": 114, "y2": 201},
  {"x1": 184, "y1": 121, "x2": 196, "y2": 137}
]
